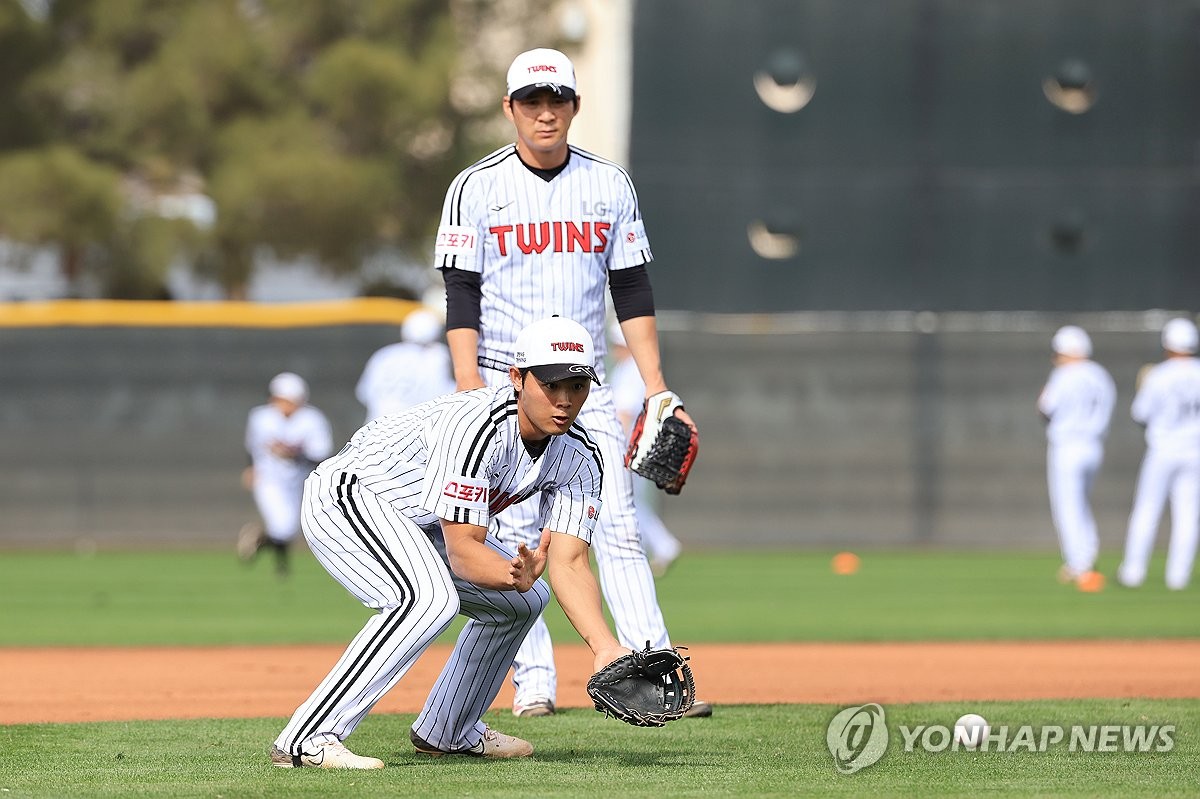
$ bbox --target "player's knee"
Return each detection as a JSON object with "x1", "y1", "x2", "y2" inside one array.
[
  {"x1": 409, "y1": 574, "x2": 461, "y2": 625},
  {"x1": 514, "y1": 579, "x2": 550, "y2": 624},
  {"x1": 531, "y1": 579, "x2": 550, "y2": 611}
]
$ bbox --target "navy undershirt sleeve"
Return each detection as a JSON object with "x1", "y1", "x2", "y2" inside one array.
[
  {"x1": 609, "y1": 265, "x2": 656, "y2": 322},
  {"x1": 442, "y1": 267, "x2": 482, "y2": 330}
]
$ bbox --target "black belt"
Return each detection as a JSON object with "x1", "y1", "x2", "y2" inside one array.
[{"x1": 478, "y1": 355, "x2": 509, "y2": 373}]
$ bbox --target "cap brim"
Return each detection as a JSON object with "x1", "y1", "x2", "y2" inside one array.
[
  {"x1": 509, "y1": 84, "x2": 577, "y2": 101},
  {"x1": 528, "y1": 363, "x2": 600, "y2": 385}
]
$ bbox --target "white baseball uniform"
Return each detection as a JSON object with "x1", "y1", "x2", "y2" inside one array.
[
  {"x1": 244, "y1": 402, "x2": 333, "y2": 544},
  {"x1": 273, "y1": 385, "x2": 603, "y2": 756},
  {"x1": 1118, "y1": 355, "x2": 1200, "y2": 590},
  {"x1": 1037, "y1": 359, "x2": 1116, "y2": 576},
  {"x1": 355, "y1": 340, "x2": 455, "y2": 422},
  {"x1": 435, "y1": 143, "x2": 670, "y2": 707},
  {"x1": 610, "y1": 346, "x2": 682, "y2": 570}
]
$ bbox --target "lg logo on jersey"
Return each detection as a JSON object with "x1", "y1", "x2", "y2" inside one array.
[{"x1": 489, "y1": 221, "x2": 611, "y2": 256}]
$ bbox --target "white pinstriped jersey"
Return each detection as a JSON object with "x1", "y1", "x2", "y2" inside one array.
[
  {"x1": 434, "y1": 144, "x2": 652, "y2": 370},
  {"x1": 314, "y1": 385, "x2": 604, "y2": 542},
  {"x1": 1037, "y1": 361, "x2": 1116, "y2": 445},
  {"x1": 1131, "y1": 357, "x2": 1200, "y2": 451}
]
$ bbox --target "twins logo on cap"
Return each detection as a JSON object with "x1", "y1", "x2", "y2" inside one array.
[
  {"x1": 513, "y1": 315, "x2": 600, "y2": 384},
  {"x1": 506, "y1": 48, "x2": 578, "y2": 101}
]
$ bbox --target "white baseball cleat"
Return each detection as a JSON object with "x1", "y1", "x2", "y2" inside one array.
[
  {"x1": 1116, "y1": 563, "x2": 1144, "y2": 589},
  {"x1": 270, "y1": 741, "x2": 384, "y2": 769},
  {"x1": 237, "y1": 522, "x2": 264, "y2": 562},
  {"x1": 512, "y1": 698, "x2": 555, "y2": 718},
  {"x1": 650, "y1": 555, "x2": 678, "y2": 578},
  {"x1": 410, "y1": 725, "x2": 533, "y2": 758}
]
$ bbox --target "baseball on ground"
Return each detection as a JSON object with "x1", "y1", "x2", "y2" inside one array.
[{"x1": 953, "y1": 713, "x2": 990, "y2": 750}]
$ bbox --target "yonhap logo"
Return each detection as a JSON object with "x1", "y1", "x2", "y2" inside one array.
[{"x1": 827, "y1": 703, "x2": 888, "y2": 774}]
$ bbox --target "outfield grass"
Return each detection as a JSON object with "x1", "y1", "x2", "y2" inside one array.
[
  {"x1": 0, "y1": 701, "x2": 1196, "y2": 798},
  {"x1": 2, "y1": 548, "x2": 1197, "y2": 797},
  {"x1": 0, "y1": 548, "x2": 1196, "y2": 646}
]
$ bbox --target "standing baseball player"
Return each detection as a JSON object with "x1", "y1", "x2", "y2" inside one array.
[
  {"x1": 609, "y1": 320, "x2": 682, "y2": 575},
  {"x1": 270, "y1": 316, "x2": 631, "y2": 768},
  {"x1": 239, "y1": 372, "x2": 333, "y2": 576},
  {"x1": 1117, "y1": 317, "x2": 1200, "y2": 590},
  {"x1": 355, "y1": 308, "x2": 455, "y2": 423},
  {"x1": 1037, "y1": 326, "x2": 1116, "y2": 585},
  {"x1": 435, "y1": 47, "x2": 710, "y2": 718}
]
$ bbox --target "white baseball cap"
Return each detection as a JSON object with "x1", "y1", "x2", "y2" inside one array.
[
  {"x1": 1162, "y1": 317, "x2": 1199, "y2": 354},
  {"x1": 401, "y1": 308, "x2": 443, "y2": 345},
  {"x1": 1051, "y1": 325, "x2": 1092, "y2": 358},
  {"x1": 513, "y1": 315, "x2": 600, "y2": 384},
  {"x1": 506, "y1": 48, "x2": 577, "y2": 101},
  {"x1": 269, "y1": 372, "x2": 308, "y2": 403}
]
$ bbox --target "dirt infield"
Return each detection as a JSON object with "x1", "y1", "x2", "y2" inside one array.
[{"x1": 4, "y1": 640, "x2": 1200, "y2": 724}]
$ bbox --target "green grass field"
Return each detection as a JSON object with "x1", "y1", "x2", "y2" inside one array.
[
  {"x1": 1, "y1": 548, "x2": 1198, "y2": 797},
  {"x1": 3, "y1": 548, "x2": 1199, "y2": 646}
]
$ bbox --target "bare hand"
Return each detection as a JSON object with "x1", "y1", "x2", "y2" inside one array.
[
  {"x1": 593, "y1": 643, "x2": 633, "y2": 674},
  {"x1": 673, "y1": 406, "x2": 697, "y2": 433},
  {"x1": 268, "y1": 440, "x2": 301, "y2": 459},
  {"x1": 509, "y1": 530, "x2": 551, "y2": 592}
]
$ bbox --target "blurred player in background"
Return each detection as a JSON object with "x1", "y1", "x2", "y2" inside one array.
[
  {"x1": 239, "y1": 372, "x2": 333, "y2": 576},
  {"x1": 1037, "y1": 325, "x2": 1115, "y2": 586},
  {"x1": 609, "y1": 320, "x2": 682, "y2": 576},
  {"x1": 355, "y1": 308, "x2": 455, "y2": 423},
  {"x1": 435, "y1": 47, "x2": 710, "y2": 719},
  {"x1": 1118, "y1": 317, "x2": 1200, "y2": 590}
]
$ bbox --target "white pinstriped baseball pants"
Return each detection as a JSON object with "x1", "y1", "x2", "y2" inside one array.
[
  {"x1": 486, "y1": 376, "x2": 671, "y2": 706},
  {"x1": 273, "y1": 470, "x2": 549, "y2": 755}
]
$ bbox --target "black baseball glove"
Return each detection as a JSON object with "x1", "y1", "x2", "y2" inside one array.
[
  {"x1": 624, "y1": 390, "x2": 699, "y2": 495},
  {"x1": 586, "y1": 644, "x2": 696, "y2": 727}
]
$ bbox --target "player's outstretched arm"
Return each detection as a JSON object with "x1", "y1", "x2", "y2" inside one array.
[
  {"x1": 545, "y1": 531, "x2": 630, "y2": 671},
  {"x1": 440, "y1": 519, "x2": 546, "y2": 591}
]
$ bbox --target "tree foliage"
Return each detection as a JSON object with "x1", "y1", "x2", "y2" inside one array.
[{"x1": 0, "y1": 0, "x2": 557, "y2": 298}]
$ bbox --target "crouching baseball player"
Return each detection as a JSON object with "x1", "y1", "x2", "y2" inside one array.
[{"x1": 269, "y1": 317, "x2": 631, "y2": 768}]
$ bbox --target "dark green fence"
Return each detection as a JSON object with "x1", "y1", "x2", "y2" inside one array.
[
  {"x1": 0, "y1": 311, "x2": 1185, "y2": 551},
  {"x1": 630, "y1": 0, "x2": 1200, "y2": 311}
]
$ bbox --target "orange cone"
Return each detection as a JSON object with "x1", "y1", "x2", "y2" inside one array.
[{"x1": 832, "y1": 552, "x2": 860, "y2": 575}]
